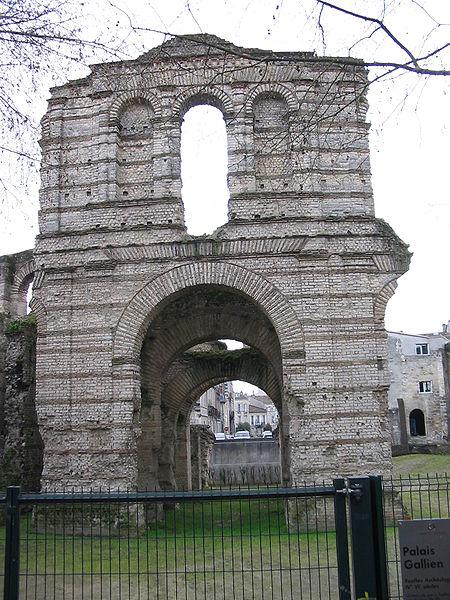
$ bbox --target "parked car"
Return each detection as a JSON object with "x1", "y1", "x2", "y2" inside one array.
[
  {"x1": 214, "y1": 432, "x2": 226, "y2": 441},
  {"x1": 234, "y1": 430, "x2": 251, "y2": 440},
  {"x1": 262, "y1": 430, "x2": 273, "y2": 439}
]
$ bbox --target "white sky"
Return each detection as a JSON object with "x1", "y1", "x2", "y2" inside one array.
[{"x1": 1, "y1": 0, "x2": 449, "y2": 344}]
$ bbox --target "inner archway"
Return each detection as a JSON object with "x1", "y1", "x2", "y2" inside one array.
[
  {"x1": 189, "y1": 379, "x2": 281, "y2": 489},
  {"x1": 137, "y1": 284, "x2": 287, "y2": 491}
]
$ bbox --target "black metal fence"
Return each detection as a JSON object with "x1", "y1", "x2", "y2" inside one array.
[
  {"x1": 383, "y1": 473, "x2": 450, "y2": 599},
  {"x1": 1, "y1": 473, "x2": 448, "y2": 600}
]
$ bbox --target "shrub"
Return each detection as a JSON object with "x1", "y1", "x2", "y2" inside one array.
[
  {"x1": 236, "y1": 422, "x2": 251, "y2": 432},
  {"x1": 6, "y1": 313, "x2": 37, "y2": 333}
]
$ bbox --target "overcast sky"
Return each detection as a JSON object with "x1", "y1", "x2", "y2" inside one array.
[{"x1": 1, "y1": 0, "x2": 448, "y2": 339}]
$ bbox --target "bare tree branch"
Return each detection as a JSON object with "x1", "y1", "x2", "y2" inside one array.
[
  {"x1": 317, "y1": 0, "x2": 421, "y2": 68},
  {"x1": 0, "y1": 0, "x2": 130, "y2": 192},
  {"x1": 132, "y1": 26, "x2": 450, "y2": 76},
  {"x1": 0, "y1": 145, "x2": 38, "y2": 161}
]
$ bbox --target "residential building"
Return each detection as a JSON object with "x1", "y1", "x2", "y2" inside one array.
[
  {"x1": 190, "y1": 381, "x2": 235, "y2": 434},
  {"x1": 387, "y1": 321, "x2": 450, "y2": 452},
  {"x1": 234, "y1": 391, "x2": 279, "y2": 436}
]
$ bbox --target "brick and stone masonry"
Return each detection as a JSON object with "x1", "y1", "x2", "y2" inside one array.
[{"x1": 0, "y1": 34, "x2": 410, "y2": 490}]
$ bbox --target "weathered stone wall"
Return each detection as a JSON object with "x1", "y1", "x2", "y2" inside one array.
[
  {"x1": 1, "y1": 34, "x2": 411, "y2": 489},
  {"x1": 0, "y1": 250, "x2": 40, "y2": 490},
  {"x1": 0, "y1": 324, "x2": 43, "y2": 491},
  {"x1": 0, "y1": 250, "x2": 35, "y2": 416}
]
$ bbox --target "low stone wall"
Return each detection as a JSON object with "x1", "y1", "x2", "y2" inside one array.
[
  {"x1": 393, "y1": 444, "x2": 450, "y2": 456},
  {"x1": 210, "y1": 439, "x2": 281, "y2": 486}
]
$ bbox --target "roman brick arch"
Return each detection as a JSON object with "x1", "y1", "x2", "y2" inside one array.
[
  {"x1": 244, "y1": 83, "x2": 298, "y2": 115},
  {"x1": 373, "y1": 278, "x2": 399, "y2": 330},
  {"x1": 121, "y1": 262, "x2": 295, "y2": 491},
  {"x1": 163, "y1": 349, "x2": 282, "y2": 416},
  {"x1": 112, "y1": 261, "x2": 304, "y2": 366},
  {"x1": 173, "y1": 87, "x2": 234, "y2": 120},
  {"x1": 140, "y1": 290, "x2": 283, "y2": 414},
  {"x1": 144, "y1": 310, "x2": 282, "y2": 379},
  {"x1": 10, "y1": 259, "x2": 35, "y2": 317},
  {"x1": 0, "y1": 251, "x2": 46, "y2": 329},
  {"x1": 108, "y1": 90, "x2": 162, "y2": 127}
]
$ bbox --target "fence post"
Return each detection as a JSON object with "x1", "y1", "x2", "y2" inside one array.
[
  {"x1": 3, "y1": 486, "x2": 20, "y2": 600},
  {"x1": 369, "y1": 475, "x2": 389, "y2": 600},
  {"x1": 348, "y1": 476, "x2": 388, "y2": 600},
  {"x1": 333, "y1": 478, "x2": 351, "y2": 600}
]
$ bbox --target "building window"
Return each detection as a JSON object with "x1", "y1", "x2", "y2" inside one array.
[
  {"x1": 237, "y1": 403, "x2": 241, "y2": 413},
  {"x1": 409, "y1": 409, "x2": 426, "y2": 436},
  {"x1": 418, "y1": 381, "x2": 432, "y2": 393},
  {"x1": 251, "y1": 416, "x2": 254, "y2": 425},
  {"x1": 415, "y1": 344, "x2": 429, "y2": 355}
]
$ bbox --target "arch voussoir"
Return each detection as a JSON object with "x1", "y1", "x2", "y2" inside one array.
[{"x1": 113, "y1": 261, "x2": 303, "y2": 365}]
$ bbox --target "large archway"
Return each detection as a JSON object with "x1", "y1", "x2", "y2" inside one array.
[
  {"x1": 134, "y1": 282, "x2": 287, "y2": 491},
  {"x1": 112, "y1": 261, "x2": 304, "y2": 365}
]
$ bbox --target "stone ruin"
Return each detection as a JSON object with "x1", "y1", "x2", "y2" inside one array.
[{"x1": 0, "y1": 34, "x2": 410, "y2": 491}]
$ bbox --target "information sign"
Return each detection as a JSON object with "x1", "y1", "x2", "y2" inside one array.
[{"x1": 399, "y1": 519, "x2": 450, "y2": 600}]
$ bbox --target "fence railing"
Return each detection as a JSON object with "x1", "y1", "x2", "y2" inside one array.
[
  {"x1": 382, "y1": 473, "x2": 450, "y2": 600},
  {"x1": 1, "y1": 483, "x2": 350, "y2": 600},
  {"x1": 1, "y1": 473, "x2": 448, "y2": 599}
]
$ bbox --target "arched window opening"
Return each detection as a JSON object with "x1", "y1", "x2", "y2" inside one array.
[
  {"x1": 117, "y1": 101, "x2": 154, "y2": 198},
  {"x1": 181, "y1": 105, "x2": 229, "y2": 235},
  {"x1": 410, "y1": 409, "x2": 426, "y2": 436}
]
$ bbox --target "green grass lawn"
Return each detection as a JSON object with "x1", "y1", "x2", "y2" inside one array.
[
  {"x1": 387, "y1": 454, "x2": 450, "y2": 524},
  {"x1": 392, "y1": 453, "x2": 450, "y2": 476},
  {"x1": 0, "y1": 458, "x2": 448, "y2": 599},
  {"x1": 1, "y1": 497, "x2": 340, "y2": 599}
]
